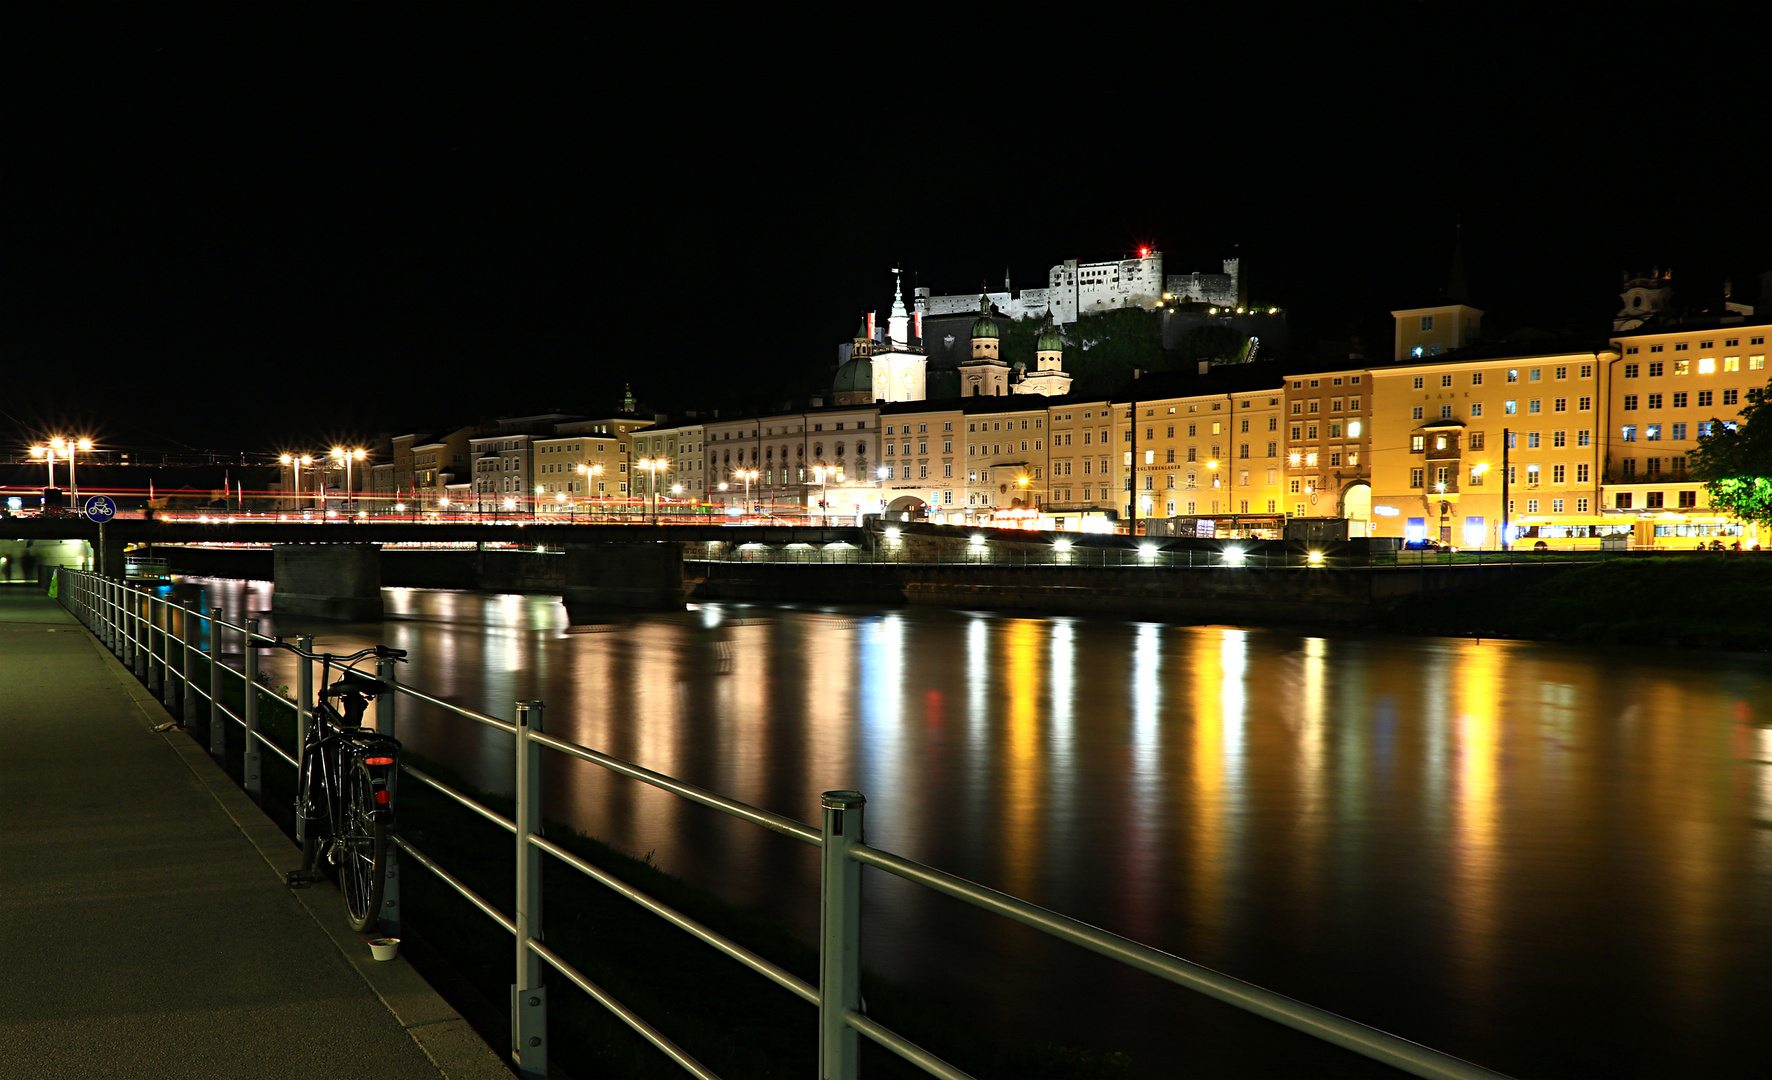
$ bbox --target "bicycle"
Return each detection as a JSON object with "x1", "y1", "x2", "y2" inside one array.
[{"x1": 270, "y1": 638, "x2": 408, "y2": 932}]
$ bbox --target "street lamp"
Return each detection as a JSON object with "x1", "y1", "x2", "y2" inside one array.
[
  {"x1": 280, "y1": 453, "x2": 315, "y2": 512},
  {"x1": 330, "y1": 447, "x2": 365, "y2": 517},
  {"x1": 735, "y1": 468, "x2": 758, "y2": 515},
  {"x1": 29, "y1": 443, "x2": 59, "y2": 492},
  {"x1": 811, "y1": 465, "x2": 830, "y2": 524},
  {"x1": 638, "y1": 457, "x2": 669, "y2": 524}
]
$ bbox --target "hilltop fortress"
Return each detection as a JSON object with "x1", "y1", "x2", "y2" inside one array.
[{"x1": 914, "y1": 249, "x2": 1243, "y2": 325}]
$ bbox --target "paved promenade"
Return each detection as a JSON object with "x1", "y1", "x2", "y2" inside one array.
[{"x1": 0, "y1": 586, "x2": 509, "y2": 1080}]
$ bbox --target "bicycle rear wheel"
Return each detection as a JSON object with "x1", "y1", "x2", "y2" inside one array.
[{"x1": 340, "y1": 760, "x2": 388, "y2": 933}]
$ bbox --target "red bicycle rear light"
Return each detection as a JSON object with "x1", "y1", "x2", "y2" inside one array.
[
  {"x1": 375, "y1": 790, "x2": 391, "y2": 804},
  {"x1": 364, "y1": 756, "x2": 394, "y2": 765}
]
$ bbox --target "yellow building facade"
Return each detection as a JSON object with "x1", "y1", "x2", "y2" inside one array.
[
  {"x1": 1603, "y1": 322, "x2": 1769, "y2": 547},
  {"x1": 532, "y1": 417, "x2": 652, "y2": 515},
  {"x1": 1281, "y1": 367, "x2": 1373, "y2": 525},
  {"x1": 1368, "y1": 348, "x2": 1615, "y2": 548}
]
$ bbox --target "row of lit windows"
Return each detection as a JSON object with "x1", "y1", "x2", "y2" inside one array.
[
  {"x1": 1410, "y1": 397, "x2": 1592, "y2": 421},
  {"x1": 1291, "y1": 397, "x2": 1362, "y2": 414},
  {"x1": 1411, "y1": 364, "x2": 1595, "y2": 390},
  {"x1": 1620, "y1": 421, "x2": 1733, "y2": 442},
  {"x1": 1623, "y1": 356, "x2": 1763, "y2": 376},
  {"x1": 1623, "y1": 389, "x2": 1741, "y2": 410}
]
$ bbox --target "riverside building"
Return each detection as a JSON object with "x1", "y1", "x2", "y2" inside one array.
[
  {"x1": 1602, "y1": 320, "x2": 1769, "y2": 547},
  {"x1": 1367, "y1": 345, "x2": 1616, "y2": 548}
]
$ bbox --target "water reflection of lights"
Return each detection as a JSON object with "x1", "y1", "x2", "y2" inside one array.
[{"x1": 1000, "y1": 619, "x2": 1043, "y2": 898}]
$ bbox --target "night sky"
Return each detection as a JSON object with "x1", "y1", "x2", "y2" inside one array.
[{"x1": 6, "y1": 5, "x2": 1768, "y2": 457}]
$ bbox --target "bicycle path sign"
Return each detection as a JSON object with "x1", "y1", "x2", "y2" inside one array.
[{"x1": 83, "y1": 495, "x2": 116, "y2": 523}]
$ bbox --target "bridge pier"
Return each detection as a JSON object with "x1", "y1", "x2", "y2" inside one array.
[
  {"x1": 272, "y1": 544, "x2": 384, "y2": 620},
  {"x1": 561, "y1": 541, "x2": 684, "y2": 621}
]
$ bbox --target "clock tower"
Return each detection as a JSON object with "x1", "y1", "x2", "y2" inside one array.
[{"x1": 869, "y1": 269, "x2": 928, "y2": 403}]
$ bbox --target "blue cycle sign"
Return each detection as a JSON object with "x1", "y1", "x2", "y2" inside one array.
[{"x1": 83, "y1": 495, "x2": 117, "y2": 523}]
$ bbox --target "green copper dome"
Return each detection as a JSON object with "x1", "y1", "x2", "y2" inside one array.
[
  {"x1": 971, "y1": 294, "x2": 999, "y2": 340},
  {"x1": 833, "y1": 355, "x2": 872, "y2": 393},
  {"x1": 1036, "y1": 324, "x2": 1063, "y2": 352}
]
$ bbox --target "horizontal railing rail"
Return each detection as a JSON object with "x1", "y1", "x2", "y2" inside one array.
[{"x1": 50, "y1": 566, "x2": 1515, "y2": 1080}]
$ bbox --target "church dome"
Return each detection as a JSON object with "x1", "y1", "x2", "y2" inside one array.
[
  {"x1": 1036, "y1": 325, "x2": 1063, "y2": 352},
  {"x1": 971, "y1": 292, "x2": 999, "y2": 340},
  {"x1": 833, "y1": 356, "x2": 872, "y2": 393}
]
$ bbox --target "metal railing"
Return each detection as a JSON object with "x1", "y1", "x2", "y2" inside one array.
[{"x1": 51, "y1": 566, "x2": 1513, "y2": 1080}]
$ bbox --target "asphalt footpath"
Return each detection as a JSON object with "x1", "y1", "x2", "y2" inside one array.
[{"x1": 0, "y1": 586, "x2": 511, "y2": 1080}]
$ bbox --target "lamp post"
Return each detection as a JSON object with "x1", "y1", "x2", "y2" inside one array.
[
  {"x1": 29, "y1": 443, "x2": 59, "y2": 491},
  {"x1": 330, "y1": 447, "x2": 365, "y2": 518},
  {"x1": 60, "y1": 438, "x2": 93, "y2": 507},
  {"x1": 735, "y1": 468, "x2": 757, "y2": 516},
  {"x1": 574, "y1": 462, "x2": 604, "y2": 519},
  {"x1": 1500, "y1": 427, "x2": 1512, "y2": 551},
  {"x1": 638, "y1": 458, "x2": 668, "y2": 524},
  {"x1": 811, "y1": 466, "x2": 829, "y2": 525},
  {"x1": 280, "y1": 453, "x2": 314, "y2": 512}
]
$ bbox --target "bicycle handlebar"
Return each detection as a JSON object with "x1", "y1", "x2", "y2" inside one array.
[{"x1": 266, "y1": 638, "x2": 408, "y2": 664}]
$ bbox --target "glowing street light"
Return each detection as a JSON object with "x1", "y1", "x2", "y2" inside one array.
[
  {"x1": 280, "y1": 453, "x2": 315, "y2": 511},
  {"x1": 638, "y1": 457, "x2": 670, "y2": 523},
  {"x1": 330, "y1": 447, "x2": 365, "y2": 517},
  {"x1": 734, "y1": 468, "x2": 758, "y2": 514}
]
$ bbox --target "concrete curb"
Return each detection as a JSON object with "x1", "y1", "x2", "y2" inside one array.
[{"x1": 75, "y1": 626, "x2": 512, "y2": 1080}]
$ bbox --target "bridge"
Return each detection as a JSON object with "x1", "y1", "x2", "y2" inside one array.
[{"x1": 6, "y1": 518, "x2": 865, "y2": 619}]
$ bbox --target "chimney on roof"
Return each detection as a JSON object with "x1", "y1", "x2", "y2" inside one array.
[{"x1": 1199, "y1": 361, "x2": 1210, "y2": 375}]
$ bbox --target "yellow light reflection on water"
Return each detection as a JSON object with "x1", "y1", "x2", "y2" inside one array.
[
  {"x1": 998, "y1": 619, "x2": 1044, "y2": 899},
  {"x1": 1449, "y1": 638, "x2": 1502, "y2": 1001}
]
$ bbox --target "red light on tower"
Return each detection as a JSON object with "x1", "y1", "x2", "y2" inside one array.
[{"x1": 1138, "y1": 246, "x2": 1150, "y2": 257}]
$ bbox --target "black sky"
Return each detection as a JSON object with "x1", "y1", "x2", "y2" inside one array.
[{"x1": 5, "y1": 4, "x2": 1768, "y2": 456}]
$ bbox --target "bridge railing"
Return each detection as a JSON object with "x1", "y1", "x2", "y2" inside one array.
[{"x1": 51, "y1": 566, "x2": 1514, "y2": 1080}]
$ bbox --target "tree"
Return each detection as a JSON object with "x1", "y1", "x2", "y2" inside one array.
[{"x1": 1689, "y1": 377, "x2": 1772, "y2": 534}]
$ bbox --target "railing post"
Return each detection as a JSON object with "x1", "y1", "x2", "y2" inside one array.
[
  {"x1": 295, "y1": 634, "x2": 315, "y2": 848},
  {"x1": 133, "y1": 588, "x2": 147, "y2": 680},
  {"x1": 146, "y1": 594, "x2": 163, "y2": 695},
  {"x1": 181, "y1": 602, "x2": 198, "y2": 727},
  {"x1": 163, "y1": 599, "x2": 182, "y2": 713},
  {"x1": 209, "y1": 608, "x2": 225, "y2": 763},
  {"x1": 512, "y1": 699, "x2": 548, "y2": 1079},
  {"x1": 377, "y1": 656, "x2": 401, "y2": 936},
  {"x1": 819, "y1": 789, "x2": 866, "y2": 1080},
  {"x1": 243, "y1": 618, "x2": 262, "y2": 803}
]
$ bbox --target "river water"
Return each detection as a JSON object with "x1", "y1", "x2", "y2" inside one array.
[{"x1": 175, "y1": 578, "x2": 1771, "y2": 1078}]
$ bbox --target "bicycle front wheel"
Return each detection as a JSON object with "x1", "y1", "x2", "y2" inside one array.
[{"x1": 340, "y1": 761, "x2": 388, "y2": 933}]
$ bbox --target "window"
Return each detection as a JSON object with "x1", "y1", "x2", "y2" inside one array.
[
  {"x1": 1697, "y1": 421, "x2": 1713, "y2": 437},
  {"x1": 1698, "y1": 390, "x2": 1713, "y2": 407},
  {"x1": 1527, "y1": 432, "x2": 1541, "y2": 448},
  {"x1": 1554, "y1": 398, "x2": 1567, "y2": 412},
  {"x1": 1624, "y1": 363, "x2": 1640, "y2": 379},
  {"x1": 1505, "y1": 400, "x2": 1518, "y2": 414},
  {"x1": 1647, "y1": 393, "x2": 1663, "y2": 409},
  {"x1": 1469, "y1": 432, "x2": 1485, "y2": 451},
  {"x1": 1268, "y1": 417, "x2": 1278, "y2": 431},
  {"x1": 1724, "y1": 389, "x2": 1739, "y2": 405},
  {"x1": 1240, "y1": 419, "x2": 1249, "y2": 433},
  {"x1": 1420, "y1": 315, "x2": 1434, "y2": 331},
  {"x1": 1471, "y1": 403, "x2": 1483, "y2": 417},
  {"x1": 1440, "y1": 375, "x2": 1453, "y2": 388},
  {"x1": 1621, "y1": 425, "x2": 1637, "y2": 442},
  {"x1": 1411, "y1": 435, "x2": 1425, "y2": 452},
  {"x1": 1624, "y1": 395, "x2": 1638, "y2": 410},
  {"x1": 1471, "y1": 372, "x2": 1484, "y2": 385},
  {"x1": 1576, "y1": 463, "x2": 1589, "y2": 483},
  {"x1": 1290, "y1": 425, "x2": 1301, "y2": 440},
  {"x1": 1552, "y1": 499, "x2": 1564, "y2": 513},
  {"x1": 1308, "y1": 401, "x2": 1319, "y2": 414},
  {"x1": 1526, "y1": 499, "x2": 1538, "y2": 514},
  {"x1": 1350, "y1": 396, "x2": 1362, "y2": 410},
  {"x1": 1650, "y1": 345, "x2": 1663, "y2": 354},
  {"x1": 1412, "y1": 376, "x2": 1424, "y2": 389},
  {"x1": 1552, "y1": 464, "x2": 1566, "y2": 484},
  {"x1": 1622, "y1": 459, "x2": 1637, "y2": 478},
  {"x1": 1649, "y1": 362, "x2": 1664, "y2": 377},
  {"x1": 1440, "y1": 405, "x2": 1453, "y2": 419},
  {"x1": 1753, "y1": 356, "x2": 1767, "y2": 370},
  {"x1": 1291, "y1": 402, "x2": 1302, "y2": 414},
  {"x1": 1410, "y1": 468, "x2": 1424, "y2": 488},
  {"x1": 1529, "y1": 369, "x2": 1541, "y2": 382},
  {"x1": 1553, "y1": 431, "x2": 1566, "y2": 447},
  {"x1": 1469, "y1": 467, "x2": 1484, "y2": 486},
  {"x1": 1678, "y1": 491, "x2": 1697, "y2": 508},
  {"x1": 1529, "y1": 400, "x2": 1542, "y2": 414},
  {"x1": 1615, "y1": 492, "x2": 1633, "y2": 509},
  {"x1": 1646, "y1": 491, "x2": 1664, "y2": 509},
  {"x1": 1412, "y1": 406, "x2": 1424, "y2": 419},
  {"x1": 1555, "y1": 366, "x2": 1567, "y2": 380},
  {"x1": 1699, "y1": 357, "x2": 1717, "y2": 374},
  {"x1": 1579, "y1": 396, "x2": 1592, "y2": 411}
]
